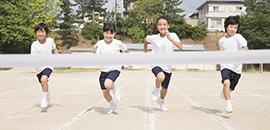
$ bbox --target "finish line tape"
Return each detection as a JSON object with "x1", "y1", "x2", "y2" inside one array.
[{"x1": 0, "y1": 50, "x2": 270, "y2": 68}]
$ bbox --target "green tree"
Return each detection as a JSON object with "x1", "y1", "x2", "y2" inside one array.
[
  {"x1": 127, "y1": 25, "x2": 145, "y2": 43},
  {"x1": 129, "y1": 0, "x2": 163, "y2": 37},
  {"x1": 28, "y1": 0, "x2": 61, "y2": 29},
  {"x1": 161, "y1": 0, "x2": 185, "y2": 32},
  {"x1": 0, "y1": 0, "x2": 62, "y2": 53},
  {"x1": 240, "y1": 0, "x2": 270, "y2": 49},
  {"x1": 191, "y1": 25, "x2": 207, "y2": 40},
  {"x1": 81, "y1": 22, "x2": 103, "y2": 45},
  {"x1": 0, "y1": 0, "x2": 35, "y2": 53},
  {"x1": 59, "y1": 0, "x2": 78, "y2": 47},
  {"x1": 74, "y1": 0, "x2": 108, "y2": 24}
]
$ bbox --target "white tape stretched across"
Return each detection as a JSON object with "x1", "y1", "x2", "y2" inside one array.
[{"x1": 0, "y1": 50, "x2": 270, "y2": 68}]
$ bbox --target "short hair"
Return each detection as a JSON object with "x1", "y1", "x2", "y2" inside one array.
[
  {"x1": 224, "y1": 15, "x2": 240, "y2": 33},
  {"x1": 103, "y1": 23, "x2": 116, "y2": 33},
  {"x1": 35, "y1": 23, "x2": 49, "y2": 35},
  {"x1": 157, "y1": 16, "x2": 170, "y2": 25}
]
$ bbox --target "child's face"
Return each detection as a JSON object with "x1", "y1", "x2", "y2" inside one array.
[
  {"x1": 157, "y1": 19, "x2": 170, "y2": 34},
  {"x1": 226, "y1": 24, "x2": 238, "y2": 37},
  {"x1": 103, "y1": 30, "x2": 115, "y2": 43},
  {"x1": 36, "y1": 28, "x2": 47, "y2": 41}
]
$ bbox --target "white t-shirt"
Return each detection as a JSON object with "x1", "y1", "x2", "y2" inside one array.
[
  {"x1": 96, "y1": 39, "x2": 127, "y2": 72},
  {"x1": 219, "y1": 33, "x2": 247, "y2": 74},
  {"x1": 31, "y1": 38, "x2": 56, "y2": 74},
  {"x1": 146, "y1": 33, "x2": 180, "y2": 73}
]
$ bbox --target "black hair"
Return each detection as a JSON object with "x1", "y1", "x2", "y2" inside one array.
[
  {"x1": 224, "y1": 15, "x2": 240, "y2": 33},
  {"x1": 35, "y1": 23, "x2": 49, "y2": 35},
  {"x1": 103, "y1": 23, "x2": 116, "y2": 34},
  {"x1": 156, "y1": 16, "x2": 170, "y2": 25}
]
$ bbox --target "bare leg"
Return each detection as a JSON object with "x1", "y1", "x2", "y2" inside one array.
[
  {"x1": 160, "y1": 87, "x2": 167, "y2": 100},
  {"x1": 223, "y1": 79, "x2": 231, "y2": 100},
  {"x1": 40, "y1": 75, "x2": 49, "y2": 92},
  {"x1": 103, "y1": 89, "x2": 112, "y2": 102},
  {"x1": 156, "y1": 72, "x2": 165, "y2": 89},
  {"x1": 104, "y1": 79, "x2": 115, "y2": 90}
]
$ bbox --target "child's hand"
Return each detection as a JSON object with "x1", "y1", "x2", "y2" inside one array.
[
  {"x1": 93, "y1": 44, "x2": 98, "y2": 53},
  {"x1": 93, "y1": 44, "x2": 98, "y2": 50},
  {"x1": 166, "y1": 30, "x2": 172, "y2": 40}
]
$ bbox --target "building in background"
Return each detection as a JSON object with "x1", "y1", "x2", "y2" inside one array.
[
  {"x1": 186, "y1": 12, "x2": 199, "y2": 27},
  {"x1": 123, "y1": 0, "x2": 137, "y2": 16},
  {"x1": 197, "y1": 0, "x2": 246, "y2": 32}
]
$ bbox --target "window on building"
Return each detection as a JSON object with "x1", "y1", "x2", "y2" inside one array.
[
  {"x1": 236, "y1": 6, "x2": 243, "y2": 11},
  {"x1": 210, "y1": 19, "x2": 222, "y2": 29},
  {"x1": 213, "y1": 6, "x2": 219, "y2": 11}
]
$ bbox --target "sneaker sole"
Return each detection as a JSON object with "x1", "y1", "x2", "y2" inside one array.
[{"x1": 227, "y1": 111, "x2": 233, "y2": 113}]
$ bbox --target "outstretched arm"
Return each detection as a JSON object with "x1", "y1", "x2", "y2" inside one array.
[
  {"x1": 93, "y1": 44, "x2": 98, "y2": 54},
  {"x1": 144, "y1": 37, "x2": 148, "y2": 53},
  {"x1": 124, "y1": 49, "x2": 132, "y2": 69},
  {"x1": 53, "y1": 48, "x2": 59, "y2": 54},
  {"x1": 166, "y1": 31, "x2": 183, "y2": 50}
]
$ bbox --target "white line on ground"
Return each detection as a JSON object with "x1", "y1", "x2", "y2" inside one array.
[
  {"x1": 59, "y1": 71, "x2": 143, "y2": 130},
  {"x1": 171, "y1": 83, "x2": 234, "y2": 130},
  {"x1": 59, "y1": 100, "x2": 104, "y2": 130},
  {"x1": 145, "y1": 77, "x2": 155, "y2": 130}
]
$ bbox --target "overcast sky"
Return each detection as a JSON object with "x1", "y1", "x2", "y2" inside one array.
[{"x1": 70, "y1": 0, "x2": 206, "y2": 19}]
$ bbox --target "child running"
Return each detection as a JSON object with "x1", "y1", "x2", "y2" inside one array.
[
  {"x1": 31, "y1": 23, "x2": 59, "y2": 108},
  {"x1": 144, "y1": 16, "x2": 183, "y2": 112},
  {"x1": 93, "y1": 23, "x2": 132, "y2": 113},
  {"x1": 219, "y1": 15, "x2": 248, "y2": 113}
]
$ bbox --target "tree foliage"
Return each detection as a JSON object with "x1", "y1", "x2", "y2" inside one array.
[
  {"x1": 129, "y1": 0, "x2": 163, "y2": 37},
  {"x1": 0, "y1": 0, "x2": 35, "y2": 53},
  {"x1": 122, "y1": 0, "x2": 207, "y2": 42},
  {"x1": 240, "y1": 0, "x2": 270, "y2": 49},
  {"x1": 81, "y1": 22, "x2": 103, "y2": 45},
  {"x1": 0, "y1": 0, "x2": 61, "y2": 53},
  {"x1": 28, "y1": 0, "x2": 61, "y2": 29},
  {"x1": 60, "y1": 0, "x2": 78, "y2": 46},
  {"x1": 74, "y1": 0, "x2": 107, "y2": 24},
  {"x1": 127, "y1": 26, "x2": 145, "y2": 43}
]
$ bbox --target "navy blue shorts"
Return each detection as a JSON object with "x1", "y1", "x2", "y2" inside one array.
[
  {"x1": 221, "y1": 68, "x2": 241, "y2": 91},
  {"x1": 36, "y1": 68, "x2": 53, "y2": 83},
  {"x1": 99, "y1": 70, "x2": 120, "y2": 90},
  {"x1": 152, "y1": 66, "x2": 172, "y2": 89}
]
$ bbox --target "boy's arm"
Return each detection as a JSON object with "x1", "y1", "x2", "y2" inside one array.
[
  {"x1": 166, "y1": 31, "x2": 183, "y2": 50},
  {"x1": 52, "y1": 48, "x2": 59, "y2": 54},
  {"x1": 124, "y1": 48, "x2": 132, "y2": 69},
  {"x1": 144, "y1": 37, "x2": 148, "y2": 53},
  {"x1": 124, "y1": 48, "x2": 130, "y2": 53}
]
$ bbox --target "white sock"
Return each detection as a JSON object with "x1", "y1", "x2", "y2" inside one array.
[
  {"x1": 108, "y1": 99, "x2": 116, "y2": 106},
  {"x1": 158, "y1": 97, "x2": 164, "y2": 102},
  {"x1": 112, "y1": 88, "x2": 118, "y2": 93},
  {"x1": 42, "y1": 91, "x2": 48, "y2": 98},
  {"x1": 226, "y1": 100, "x2": 231, "y2": 106}
]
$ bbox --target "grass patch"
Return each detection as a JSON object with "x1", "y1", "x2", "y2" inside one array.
[
  {"x1": 0, "y1": 68, "x2": 12, "y2": 70},
  {"x1": 54, "y1": 67, "x2": 99, "y2": 73}
]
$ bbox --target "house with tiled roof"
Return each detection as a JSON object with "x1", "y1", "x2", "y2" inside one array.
[{"x1": 197, "y1": 0, "x2": 246, "y2": 32}]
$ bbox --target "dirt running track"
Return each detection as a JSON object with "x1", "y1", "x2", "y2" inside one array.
[{"x1": 0, "y1": 68, "x2": 269, "y2": 130}]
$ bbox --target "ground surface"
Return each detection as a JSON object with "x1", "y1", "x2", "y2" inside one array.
[{"x1": 0, "y1": 68, "x2": 269, "y2": 130}]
